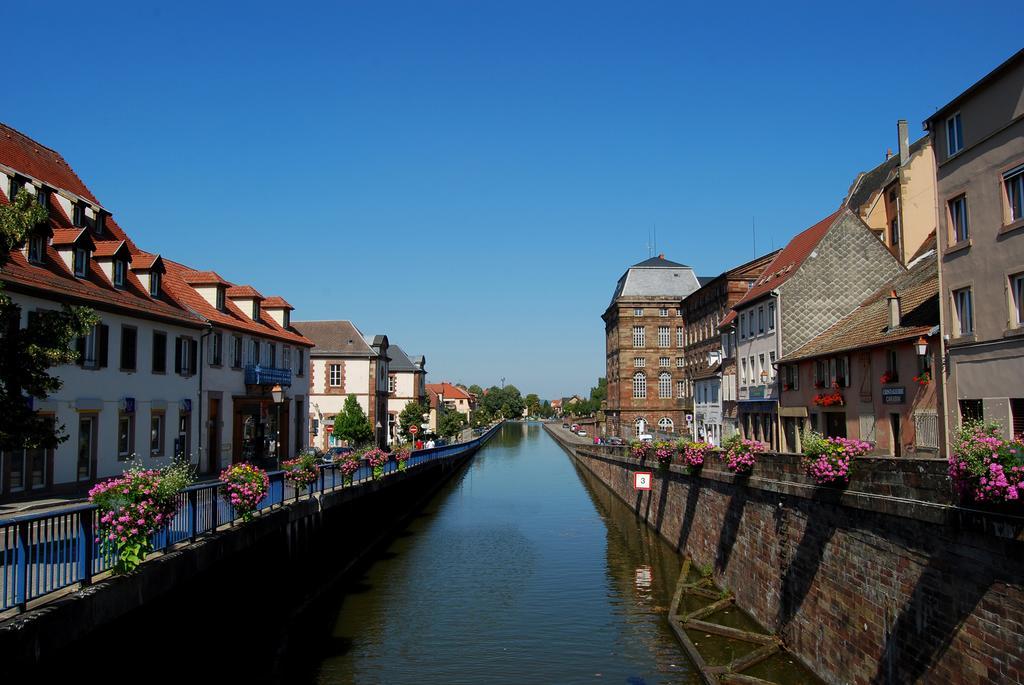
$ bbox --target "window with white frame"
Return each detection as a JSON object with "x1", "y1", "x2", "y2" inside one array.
[
  {"x1": 740, "y1": 357, "x2": 748, "y2": 386},
  {"x1": 388, "y1": 375, "x2": 397, "y2": 393},
  {"x1": 1012, "y1": 273, "x2": 1024, "y2": 328},
  {"x1": 946, "y1": 112, "x2": 963, "y2": 156},
  {"x1": 216, "y1": 287, "x2": 226, "y2": 311},
  {"x1": 953, "y1": 287, "x2": 974, "y2": 336},
  {"x1": 634, "y1": 308, "x2": 643, "y2": 316},
  {"x1": 659, "y1": 308, "x2": 668, "y2": 317},
  {"x1": 283, "y1": 346, "x2": 291, "y2": 370},
  {"x1": 633, "y1": 326, "x2": 645, "y2": 348},
  {"x1": 634, "y1": 357, "x2": 645, "y2": 368},
  {"x1": 677, "y1": 326, "x2": 684, "y2": 347},
  {"x1": 659, "y1": 357, "x2": 670, "y2": 368},
  {"x1": 117, "y1": 413, "x2": 134, "y2": 461},
  {"x1": 758, "y1": 353, "x2": 766, "y2": 384},
  {"x1": 27, "y1": 234, "x2": 44, "y2": 264},
  {"x1": 658, "y1": 417, "x2": 673, "y2": 432},
  {"x1": 677, "y1": 380, "x2": 685, "y2": 398},
  {"x1": 633, "y1": 372, "x2": 647, "y2": 399},
  {"x1": 676, "y1": 357, "x2": 684, "y2": 368},
  {"x1": 658, "y1": 372, "x2": 671, "y2": 398},
  {"x1": 769, "y1": 351, "x2": 776, "y2": 379},
  {"x1": 949, "y1": 195, "x2": 969, "y2": 243},
  {"x1": 73, "y1": 247, "x2": 88, "y2": 278},
  {"x1": 658, "y1": 326, "x2": 670, "y2": 347},
  {"x1": 113, "y1": 259, "x2": 126, "y2": 288},
  {"x1": 329, "y1": 364, "x2": 342, "y2": 387},
  {"x1": 149, "y1": 271, "x2": 161, "y2": 297},
  {"x1": 1005, "y1": 164, "x2": 1024, "y2": 223}
]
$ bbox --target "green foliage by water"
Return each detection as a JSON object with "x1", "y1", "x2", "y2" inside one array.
[{"x1": 333, "y1": 395, "x2": 373, "y2": 446}]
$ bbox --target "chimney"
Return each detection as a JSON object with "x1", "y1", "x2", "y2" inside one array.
[
  {"x1": 898, "y1": 119, "x2": 909, "y2": 167},
  {"x1": 658, "y1": 253, "x2": 665, "y2": 259},
  {"x1": 887, "y1": 290, "x2": 900, "y2": 330},
  {"x1": 885, "y1": 148, "x2": 893, "y2": 160}
]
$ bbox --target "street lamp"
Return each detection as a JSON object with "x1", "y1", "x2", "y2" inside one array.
[
  {"x1": 271, "y1": 384, "x2": 284, "y2": 466},
  {"x1": 915, "y1": 336, "x2": 929, "y2": 357}
]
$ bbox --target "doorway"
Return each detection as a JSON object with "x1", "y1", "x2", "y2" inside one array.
[{"x1": 890, "y1": 413, "x2": 902, "y2": 457}]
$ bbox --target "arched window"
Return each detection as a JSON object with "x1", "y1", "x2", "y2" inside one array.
[
  {"x1": 659, "y1": 372, "x2": 672, "y2": 398},
  {"x1": 633, "y1": 372, "x2": 647, "y2": 399},
  {"x1": 659, "y1": 417, "x2": 674, "y2": 432},
  {"x1": 635, "y1": 417, "x2": 647, "y2": 435}
]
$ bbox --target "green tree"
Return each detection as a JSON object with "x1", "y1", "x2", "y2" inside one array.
[
  {"x1": 398, "y1": 400, "x2": 429, "y2": 441},
  {"x1": 332, "y1": 395, "x2": 373, "y2": 446},
  {"x1": 0, "y1": 189, "x2": 97, "y2": 450},
  {"x1": 589, "y1": 377, "x2": 607, "y2": 404},
  {"x1": 467, "y1": 384, "x2": 483, "y2": 397},
  {"x1": 438, "y1": 410, "x2": 467, "y2": 440},
  {"x1": 525, "y1": 393, "x2": 541, "y2": 416}
]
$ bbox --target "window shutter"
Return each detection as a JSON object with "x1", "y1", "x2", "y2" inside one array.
[
  {"x1": 174, "y1": 338, "x2": 183, "y2": 374},
  {"x1": 98, "y1": 325, "x2": 109, "y2": 368},
  {"x1": 190, "y1": 339, "x2": 198, "y2": 375}
]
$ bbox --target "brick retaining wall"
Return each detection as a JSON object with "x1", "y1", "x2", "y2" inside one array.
[{"x1": 545, "y1": 424, "x2": 1024, "y2": 684}]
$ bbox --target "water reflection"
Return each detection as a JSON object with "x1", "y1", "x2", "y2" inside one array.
[{"x1": 286, "y1": 423, "x2": 698, "y2": 684}]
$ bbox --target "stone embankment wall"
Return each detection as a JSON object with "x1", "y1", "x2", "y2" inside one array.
[{"x1": 545, "y1": 424, "x2": 1024, "y2": 685}]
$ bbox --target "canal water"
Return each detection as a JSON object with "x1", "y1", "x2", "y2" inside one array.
[{"x1": 284, "y1": 422, "x2": 699, "y2": 684}]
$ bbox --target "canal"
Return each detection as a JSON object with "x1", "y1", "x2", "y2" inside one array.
[{"x1": 283, "y1": 421, "x2": 699, "y2": 684}]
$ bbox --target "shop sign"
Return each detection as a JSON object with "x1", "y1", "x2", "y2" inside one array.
[{"x1": 882, "y1": 387, "x2": 905, "y2": 404}]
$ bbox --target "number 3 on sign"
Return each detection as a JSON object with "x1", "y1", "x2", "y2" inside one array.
[{"x1": 634, "y1": 472, "x2": 652, "y2": 490}]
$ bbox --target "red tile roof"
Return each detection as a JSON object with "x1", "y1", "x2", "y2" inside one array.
[
  {"x1": 262, "y1": 296, "x2": 293, "y2": 309},
  {"x1": 718, "y1": 310, "x2": 737, "y2": 329},
  {"x1": 161, "y1": 259, "x2": 312, "y2": 347},
  {"x1": 226, "y1": 285, "x2": 263, "y2": 299},
  {"x1": 51, "y1": 228, "x2": 93, "y2": 248},
  {"x1": 131, "y1": 252, "x2": 163, "y2": 271},
  {"x1": 426, "y1": 382, "x2": 472, "y2": 400},
  {"x1": 732, "y1": 210, "x2": 841, "y2": 310},
  {"x1": 92, "y1": 240, "x2": 131, "y2": 259},
  {"x1": 0, "y1": 123, "x2": 100, "y2": 204},
  {"x1": 182, "y1": 270, "x2": 230, "y2": 286}
]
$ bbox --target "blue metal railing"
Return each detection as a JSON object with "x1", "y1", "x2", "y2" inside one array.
[
  {"x1": 0, "y1": 422, "x2": 501, "y2": 615},
  {"x1": 244, "y1": 364, "x2": 292, "y2": 386}
]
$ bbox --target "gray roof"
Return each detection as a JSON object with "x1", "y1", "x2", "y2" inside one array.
[
  {"x1": 388, "y1": 345, "x2": 423, "y2": 373},
  {"x1": 845, "y1": 135, "x2": 930, "y2": 211},
  {"x1": 292, "y1": 320, "x2": 375, "y2": 356},
  {"x1": 609, "y1": 255, "x2": 701, "y2": 306},
  {"x1": 697, "y1": 276, "x2": 715, "y2": 287}
]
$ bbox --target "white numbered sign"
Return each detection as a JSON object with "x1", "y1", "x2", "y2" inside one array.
[{"x1": 634, "y1": 472, "x2": 652, "y2": 490}]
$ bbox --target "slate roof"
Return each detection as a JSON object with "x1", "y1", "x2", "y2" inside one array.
[
  {"x1": 608, "y1": 253, "x2": 701, "y2": 306},
  {"x1": 732, "y1": 211, "x2": 842, "y2": 310},
  {"x1": 845, "y1": 136, "x2": 930, "y2": 212},
  {"x1": 780, "y1": 248, "x2": 938, "y2": 363},
  {"x1": 388, "y1": 345, "x2": 422, "y2": 373},
  {"x1": 293, "y1": 320, "x2": 376, "y2": 356}
]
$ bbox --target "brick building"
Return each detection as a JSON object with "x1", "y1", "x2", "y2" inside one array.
[
  {"x1": 602, "y1": 255, "x2": 701, "y2": 439},
  {"x1": 680, "y1": 250, "x2": 778, "y2": 445}
]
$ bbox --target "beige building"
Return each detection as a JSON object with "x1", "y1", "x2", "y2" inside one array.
[
  {"x1": 293, "y1": 320, "x2": 391, "y2": 449},
  {"x1": 385, "y1": 345, "x2": 427, "y2": 444},
  {"x1": 924, "y1": 48, "x2": 1024, "y2": 440},
  {"x1": 426, "y1": 383, "x2": 474, "y2": 427},
  {"x1": 845, "y1": 120, "x2": 938, "y2": 266}
]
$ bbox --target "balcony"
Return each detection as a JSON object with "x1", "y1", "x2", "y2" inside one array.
[{"x1": 245, "y1": 364, "x2": 292, "y2": 387}]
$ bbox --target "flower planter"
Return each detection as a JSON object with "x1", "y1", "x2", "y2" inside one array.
[{"x1": 220, "y1": 462, "x2": 270, "y2": 523}]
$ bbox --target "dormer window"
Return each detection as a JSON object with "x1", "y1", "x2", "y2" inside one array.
[
  {"x1": 36, "y1": 186, "x2": 50, "y2": 207},
  {"x1": 113, "y1": 259, "x2": 126, "y2": 288},
  {"x1": 27, "y1": 234, "x2": 44, "y2": 264},
  {"x1": 94, "y1": 212, "x2": 105, "y2": 236},
  {"x1": 252, "y1": 301, "x2": 260, "y2": 321},
  {"x1": 216, "y1": 287, "x2": 226, "y2": 311},
  {"x1": 150, "y1": 271, "x2": 161, "y2": 297},
  {"x1": 8, "y1": 174, "x2": 24, "y2": 200},
  {"x1": 73, "y1": 202, "x2": 86, "y2": 227},
  {"x1": 283, "y1": 310, "x2": 290, "y2": 328},
  {"x1": 73, "y1": 247, "x2": 89, "y2": 278}
]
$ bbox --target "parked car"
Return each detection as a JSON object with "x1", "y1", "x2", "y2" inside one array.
[
  {"x1": 571, "y1": 424, "x2": 580, "y2": 432},
  {"x1": 562, "y1": 423, "x2": 570, "y2": 429},
  {"x1": 607, "y1": 436, "x2": 624, "y2": 446},
  {"x1": 326, "y1": 446, "x2": 354, "y2": 463},
  {"x1": 637, "y1": 433, "x2": 654, "y2": 442},
  {"x1": 577, "y1": 430, "x2": 588, "y2": 437}
]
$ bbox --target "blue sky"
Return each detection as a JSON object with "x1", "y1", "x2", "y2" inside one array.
[{"x1": 4, "y1": 2, "x2": 1019, "y2": 399}]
